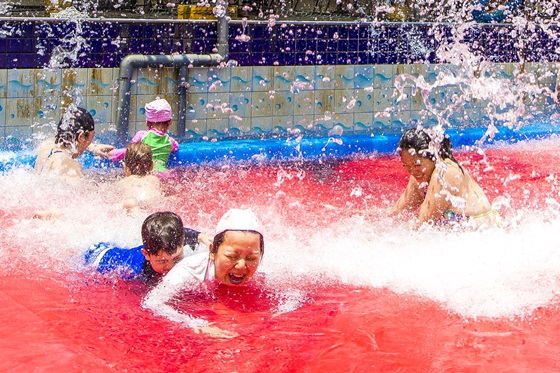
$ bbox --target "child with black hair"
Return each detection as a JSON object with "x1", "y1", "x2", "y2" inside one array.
[
  {"x1": 84, "y1": 211, "x2": 212, "y2": 285},
  {"x1": 388, "y1": 127, "x2": 500, "y2": 229},
  {"x1": 143, "y1": 208, "x2": 264, "y2": 338},
  {"x1": 34, "y1": 105, "x2": 113, "y2": 183}
]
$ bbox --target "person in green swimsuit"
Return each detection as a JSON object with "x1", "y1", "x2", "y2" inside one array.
[
  {"x1": 110, "y1": 98, "x2": 179, "y2": 172},
  {"x1": 387, "y1": 127, "x2": 501, "y2": 230}
]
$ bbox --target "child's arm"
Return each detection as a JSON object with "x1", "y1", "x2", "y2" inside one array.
[
  {"x1": 183, "y1": 228, "x2": 213, "y2": 250},
  {"x1": 142, "y1": 264, "x2": 209, "y2": 328},
  {"x1": 388, "y1": 176, "x2": 424, "y2": 216},
  {"x1": 416, "y1": 168, "x2": 456, "y2": 227},
  {"x1": 109, "y1": 131, "x2": 149, "y2": 162},
  {"x1": 109, "y1": 148, "x2": 126, "y2": 162},
  {"x1": 87, "y1": 143, "x2": 115, "y2": 159},
  {"x1": 142, "y1": 257, "x2": 237, "y2": 338},
  {"x1": 169, "y1": 135, "x2": 179, "y2": 153}
]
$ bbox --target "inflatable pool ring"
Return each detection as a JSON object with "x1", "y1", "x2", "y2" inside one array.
[{"x1": 472, "y1": 0, "x2": 523, "y2": 23}]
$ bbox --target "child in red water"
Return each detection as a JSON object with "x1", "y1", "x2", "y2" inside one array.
[
  {"x1": 388, "y1": 127, "x2": 501, "y2": 229},
  {"x1": 110, "y1": 98, "x2": 179, "y2": 172},
  {"x1": 84, "y1": 211, "x2": 212, "y2": 285},
  {"x1": 34, "y1": 106, "x2": 114, "y2": 184},
  {"x1": 142, "y1": 208, "x2": 265, "y2": 338},
  {"x1": 115, "y1": 142, "x2": 163, "y2": 212}
]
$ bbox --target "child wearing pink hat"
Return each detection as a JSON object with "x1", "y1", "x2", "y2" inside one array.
[{"x1": 110, "y1": 98, "x2": 179, "y2": 172}]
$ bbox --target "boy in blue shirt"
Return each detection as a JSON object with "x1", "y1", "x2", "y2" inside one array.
[{"x1": 84, "y1": 212, "x2": 211, "y2": 284}]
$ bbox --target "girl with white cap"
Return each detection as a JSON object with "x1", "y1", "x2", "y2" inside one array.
[
  {"x1": 110, "y1": 98, "x2": 179, "y2": 172},
  {"x1": 142, "y1": 208, "x2": 264, "y2": 338}
]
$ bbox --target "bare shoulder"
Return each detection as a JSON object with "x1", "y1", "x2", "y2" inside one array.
[{"x1": 440, "y1": 159, "x2": 467, "y2": 185}]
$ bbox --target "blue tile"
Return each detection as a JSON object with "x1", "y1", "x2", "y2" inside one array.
[
  {"x1": 231, "y1": 40, "x2": 250, "y2": 53},
  {"x1": 336, "y1": 26, "x2": 349, "y2": 39},
  {"x1": 36, "y1": 53, "x2": 50, "y2": 68},
  {"x1": 317, "y1": 39, "x2": 327, "y2": 52},
  {"x1": 252, "y1": 25, "x2": 264, "y2": 39},
  {"x1": 337, "y1": 53, "x2": 348, "y2": 64},
  {"x1": 252, "y1": 53, "x2": 264, "y2": 65},
  {"x1": 191, "y1": 39, "x2": 204, "y2": 53},
  {"x1": 8, "y1": 39, "x2": 34, "y2": 53},
  {"x1": 295, "y1": 38, "x2": 307, "y2": 52},
  {"x1": 272, "y1": 53, "x2": 285, "y2": 65},
  {"x1": 263, "y1": 39, "x2": 273, "y2": 52},
  {"x1": 261, "y1": 53, "x2": 274, "y2": 65},
  {"x1": 16, "y1": 22, "x2": 34, "y2": 37},
  {"x1": 346, "y1": 52, "x2": 358, "y2": 64},
  {"x1": 357, "y1": 52, "x2": 369, "y2": 64},
  {"x1": 141, "y1": 24, "x2": 154, "y2": 39},
  {"x1": 252, "y1": 39, "x2": 264, "y2": 52},
  {"x1": 338, "y1": 39, "x2": 348, "y2": 52},
  {"x1": 102, "y1": 39, "x2": 117, "y2": 53},
  {"x1": 355, "y1": 39, "x2": 367, "y2": 52},
  {"x1": 103, "y1": 53, "x2": 118, "y2": 67},
  {"x1": 229, "y1": 25, "x2": 244, "y2": 38},
  {"x1": 284, "y1": 53, "x2": 295, "y2": 65},
  {"x1": 129, "y1": 39, "x2": 144, "y2": 53},
  {"x1": 347, "y1": 26, "x2": 359, "y2": 39},
  {"x1": 358, "y1": 26, "x2": 369, "y2": 39},
  {"x1": 129, "y1": 24, "x2": 144, "y2": 38},
  {"x1": 295, "y1": 52, "x2": 306, "y2": 65},
  {"x1": 85, "y1": 38, "x2": 100, "y2": 54},
  {"x1": 236, "y1": 52, "x2": 251, "y2": 66}
]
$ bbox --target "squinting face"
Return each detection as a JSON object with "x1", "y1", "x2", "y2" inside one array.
[
  {"x1": 400, "y1": 149, "x2": 435, "y2": 184},
  {"x1": 143, "y1": 245, "x2": 184, "y2": 274},
  {"x1": 211, "y1": 231, "x2": 262, "y2": 286}
]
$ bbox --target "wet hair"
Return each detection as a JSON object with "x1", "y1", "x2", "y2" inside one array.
[
  {"x1": 124, "y1": 143, "x2": 153, "y2": 176},
  {"x1": 141, "y1": 212, "x2": 185, "y2": 256},
  {"x1": 397, "y1": 128, "x2": 463, "y2": 172},
  {"x1": 55, "y1": 107, "x2": 94, "y2": 147},
  {"x1": 211, "y1": 230, "x2": 265, "y2": 258},
  {"x1": 147, "y1": 120, "x2": 172, "y2": 130}
]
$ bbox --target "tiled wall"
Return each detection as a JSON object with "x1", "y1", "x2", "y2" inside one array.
[{"x1": 0, "y1": 18, "x2": 558, "y2": 150}]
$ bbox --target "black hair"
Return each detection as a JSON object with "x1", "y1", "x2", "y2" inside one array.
[
  {"x1": 212, "y1": 230, "x2": 265, "y2": 258},
  {"x1": 398, "y1": 127, "x2": 463, "y2": 172},
  {"x1": 55, "y1": 107, "x2": 95, "y2": 147},
  {"x1": 141, "y1": 212, "x2": 185, "y2": 256}
]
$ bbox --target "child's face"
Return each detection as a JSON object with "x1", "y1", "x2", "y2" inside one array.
[
  {"x1": 401, "y1": 149, "x2": 435, "y2": 184},
  {"x1": 75, "y1": 130, "x2": 95, "y2": 157},
  {"x1": 210, "y1": 231, "x2": 262, "y2": 286},
  {"x1": 142, "y1": 245, "x2": 184, "y2": 274}
]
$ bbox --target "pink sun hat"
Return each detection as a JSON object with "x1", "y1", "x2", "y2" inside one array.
[{"x1": 145, "y1": 98, "x2": 172, "y2": 122}]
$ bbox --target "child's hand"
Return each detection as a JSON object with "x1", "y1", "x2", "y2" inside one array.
[
  {"x1": 88, "y1": 143, "x2": 115, "y2": 159},
  {"x1": 193, "y1": 326, "x2": 238, "y2": 339},
  {"x1": 197, "y1": 233, "x2": 213, "y2": 246}
]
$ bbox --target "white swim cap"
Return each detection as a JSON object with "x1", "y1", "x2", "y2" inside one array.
[{"x1": 215, "y1": 208, "x2": 262, "y2": 236}]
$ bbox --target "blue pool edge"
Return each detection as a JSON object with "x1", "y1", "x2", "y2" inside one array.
[{"x1": 1, "y1": 124, "x2": 559, "y2": 172}]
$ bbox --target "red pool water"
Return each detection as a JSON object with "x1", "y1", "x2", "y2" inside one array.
[{"x1": 2, "y1": 144, "x2": 560, "y2": 372}]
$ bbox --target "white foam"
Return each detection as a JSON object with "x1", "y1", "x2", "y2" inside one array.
[{"x1": 1, "y1": 139, "x2": 560, "y2": 320}]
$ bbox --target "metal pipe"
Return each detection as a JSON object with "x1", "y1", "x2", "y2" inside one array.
[
  {"x1": 177, "y1": 65, "x2": 188, "y2": 137},
  {"x1": 115, "y1": 4, "x2": 230, "y2": 146}
]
